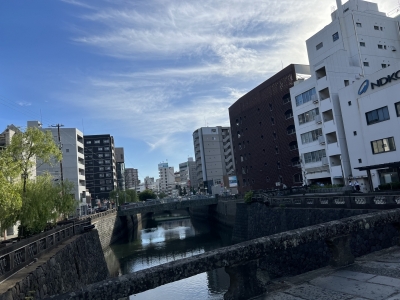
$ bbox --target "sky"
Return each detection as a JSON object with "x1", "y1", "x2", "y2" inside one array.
[{"x1": 0, "y1": 0, "x2": 398, "y2": 180}]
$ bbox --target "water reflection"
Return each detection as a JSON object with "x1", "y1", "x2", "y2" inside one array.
[{"x1": 107, "y1": 216, "x2": 231, "y2": 299}]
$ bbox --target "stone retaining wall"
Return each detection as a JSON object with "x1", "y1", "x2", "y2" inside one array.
[
  {"x1": 0, "y1": 230, "x2": 108, "y2": 300},
  {"x1": 189, "y1": 200, "x2": 241, "y2": 228}
]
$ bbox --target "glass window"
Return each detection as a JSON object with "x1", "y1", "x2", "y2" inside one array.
[
  {"x1": 294, "y1": 174, "x2": 303, "y2": 183},
  {"x1": 104, "y1": 153, "x2": 110, "y2": 157},
  {"x1": 301, "y1": 128, "x2": 322, "y2": 144},
  {"x1": 378, "y1": 44, "x2": 383, "y2": 49},
  {"x1": 298, "y1": 108, "x2": 319, "y2": 124},
  {"x1": 105, "y1": 160, "x2": 111, "y2": 164},
  {"x1": 316, "y1": 42, "x2": 323, "y2": 50},
  {"x1": 303, "y1": 149, "x2": 326, "y2": 164},
  {"x1": 285, "y1": 109, "x2": 293, "y2": 119},
  {"x1": 98, "y1": 147, "x2": 103, "y2": 151},
  {"x1": 98, "y1": 154, "x2": 103, "y2": 158},
  {"x1": 363, "y1": 62, "x2": 369, "y2": 67},
  {"x1": 295, "y1": 88, "x2": 317, "y2": 106},
  {"x1": 371, "y1": 137, "x2": 396, "y2": 154},
  {"x1": 99, "y1": 167, "x2": 104, "y2": 171},
  {"x1": 365, "y1": 106, "x2": 390, "y2": 125},
  {"x1": 94, "y1": 140, "x2": 100, "y2": 144},
  {"x1": 356, "y1": 23, "x2": 362, "y2": 27},
  {"x1": 374, "y1": 25, "x2": 379, "y2": 30},
  {"x1": 332, "y1": 32, "x2": 339, "y2": 42},
  {"x1": 86, "y1": 140, "x2": 92, "y2": 145},
  {"x1": 382, "y1": 64, "x2": 387, "y2": 68},
  {"x1": 103, "y1": 139, "x2": 110, "y2": 144},
  {"x1": 360, "y1": 42, "x2": 365, "y2": 47},
  {"x1": 395, "y1": 102, "x2": 400, "y2": 117}
]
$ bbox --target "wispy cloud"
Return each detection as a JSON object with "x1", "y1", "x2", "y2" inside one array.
[{"x1": 17, "y1": 101, "x2": 32, "y2": 107}]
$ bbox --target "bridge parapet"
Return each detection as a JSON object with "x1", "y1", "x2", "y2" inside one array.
[
  {"x1": 264, "y1": 194, "x2": 400, "y2": 209},
  {"x1": 117, "y1": 196, "x2": 218, "y2": 216},
  {"x1": 50, "y1": 208, "x2": 400, "y2": 300}
]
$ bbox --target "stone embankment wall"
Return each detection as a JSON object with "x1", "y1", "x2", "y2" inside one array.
[
  {"x1": 189, "y1": 199, "x2": 241, "y2": 228},
  {"x1": 93, "y1": 213, "x2": 138, "y2": 250},
  {"x1": 0, "y1": 230, "x2": 108, "y2": 300},
  {"x1": 232, "y1": 203, "x2": 399, "y2": 279}
]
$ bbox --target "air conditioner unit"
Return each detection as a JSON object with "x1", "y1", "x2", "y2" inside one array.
[{"x1": 313, "y1": 99, "x2": 319, "y2": 104}]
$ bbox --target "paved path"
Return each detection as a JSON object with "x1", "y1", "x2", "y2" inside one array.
[{"x1": 260, "y1": 246, "x2": 400, "y2": 300}]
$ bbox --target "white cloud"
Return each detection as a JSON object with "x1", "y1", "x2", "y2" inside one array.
[
  {"x1": 17, "y1": 101, "x2": 32, "y2": 107},
  {"x1": 64, "y1": 0, "x2": 400, "y2": 156}
]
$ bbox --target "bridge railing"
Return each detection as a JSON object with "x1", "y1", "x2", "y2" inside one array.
[
  {"x1": 0, "y1": 219, "x2": 90, "y2": 282},
  {"x1": 264, "y1": 194, "x2": 400, "y2": 209}
]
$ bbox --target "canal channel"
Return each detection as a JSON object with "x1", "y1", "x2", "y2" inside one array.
[{"x1": 104, "y1": 211, "x2": 233, "y2": 299}]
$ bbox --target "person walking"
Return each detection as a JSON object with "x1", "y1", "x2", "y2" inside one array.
[{"x1": 355, "y1": 180, "x2": 361, "y2": 192}]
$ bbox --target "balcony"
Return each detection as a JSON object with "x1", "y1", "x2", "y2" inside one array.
[
  {"x1": 223, "y1": 141, "x2": 231, "y2": 149},
  {"x1": 323, "y1": 119, "x2": 336, "y2": 134},
  {"x1": 223, "y1": 134, "x2": 230, "y2": 143},
  {"x1": 322, "y1": 157, "x2": 329, "y2": 166},
  {"x1": 327, "y1": 142, "x2": 341, "y2": 156},
  {"x1": 226, "y1": 161, "x2": 233, "y2": 170},
  {"x1": 320, "y1": 97, "x2": 332, "y2": 112},
  {"x1": 331, "y1": 165, "x2": 343, "y2": 178},
  {"x1": 318, "y1": 135, "x2": 325, "y2": 145},
  {"x1": 315, "y1": 115, "x2": 322, "y2": 124}
]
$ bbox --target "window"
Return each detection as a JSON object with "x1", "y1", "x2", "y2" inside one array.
[
  {"x1": 287, "y1": 125, "x2": 296, "y2": 135},
  {"x1": 99, "y1": 173, "x2": 104, "y2": 178},
  {"x1": 105, "y1": 166, "x2": 111, "y2": 171},
  {"x1": 99, "y1": 180, "x2": 105, "y2": 185},
  {"x1": 100, "y1": 187, "x2": 105, "y2": 191},
  {"x1": 98, "y1": 154, "x2": 103, "y2": 158},
  {"x1": 283, "y1": 93, "x2": 291, "y2": 104},
  {"x1": 285, "y1": 109, "x2": 293, "y2": 119},
  {"x1": 295, "y1": 88, "x2": 317, "y2": 106},
  {"x1": 363, "y1": 62, "x2": 369, "y2": 67},
  {"x1": 237, "y1": 131, "x2": 241, "y2": 138},
  {"x1": 371, "y1": 137, "x2": 396, "y2": 154},
  {"x1": 271, "y1": 117, "x2": 275, "y2": 125},
  {"x1": 316, "y1": 42, "x2": 323, "y2": 50},
  {"x1": 236, "y1": 119, "x2": 239, "y2": 126},
  {"x1": 378, "y1": 44, "x2": 383, "y2": 49},
  {"x1": 301, "y1": 128, "x2": 322, "y2": 144},
  {"x1": 298, "y1": 108, "x2": 319, "y2": 124},
  {"x1": 344, "y1": 80, "x2": 349, "y2": 86},
  {"x1": 356, "y1": 22, "x2": 362, "y2": 27},
  {"x1": 332, "y1": 32, "x2": 339, "y2": 42},
  {"x1": 106, "y1": 180, "x2": 112, "y2": 184},
  {"x1": 348, "y1": 101, "x2": 352, "y2": 106},
  {"x1": 291, "y1": 157, "x2": 300, "y2": 167},
  {"x1": 86, "y1": 141, "x2": 92, "y2": 145},
  {"x1": 66, "y1": 149, "x2": 69, "y2": 153},
  {"x1": 275, "y1": 146, "x2": 279, "y2": 154},
  {"x1": 103, "y1": 139, "x2": 110, "y2": 144},
  {"x1": 277, "y1": 162, "x2": 281, "y2": 169},
  {"x1": 94, "y1": 140, "x2": 100, "y2": 144},
  {"x1": 360, "y1": 42, "x2": 365, "y2": 47},
  {"x1": 98, "y1": 160, "x2": 104, "y2": 164},
  {"x1": 106, "y1": 173, "x2": 112, "y2": 177},
  {"x1": 98, "y1": 147, "x2": 103, "y2": 151},
  {"x1": 358, "y1": 159, "x2": 362, "y2": 163},
  {"x1": 354, "y1": 131, "x2": 357, "y2": 136},
  {"x1": 211, "y1": 129, "x2": 216, "y2": 132},
  {"x1": 105, "y1": 153, "x2": 110, "y2": 157},
  {"x1": 382, "y1": 64, "x2": 387, "y2": 68},
  {"x1": 269, "y1": 103, "x2": 273, "y2": 111},
  {"x1": 303, "y1": 149, "x2": 326, "y2": 164},
  {"x1": 99, "y1": 167, "x2": 104, "y2": 171},
  {"x1": 380, "y1": 27, "x2": 383, "y2": 31},
  {"x1": 365, "y1": 106, "x2": 390, "y2": 125},
  {"x1": 294, "y1": 174, "x2": 303, "y2": 183},
  {"x1": 395, "y1": 102, "x2": 400, "y2": 117},
  {"x1": 273, "y1": 132, "x2": 277, "y2": 139},
  {"x1": 289, "y1": 141, "x2": 298, "y2": 151},
  {"x1": 104, "y1": 147, "x2": 110, "y2": 151},
  {"x1": 374, "y1": 25, "x2": 379, "y2": 30}
]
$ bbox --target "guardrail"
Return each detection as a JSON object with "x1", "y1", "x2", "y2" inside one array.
[
  {"x1": 0, "y1": 219, "x2": 90, "y2": 282},
  {"x1": 263, "y1": 194, "x2": 400, "y2": 209}
]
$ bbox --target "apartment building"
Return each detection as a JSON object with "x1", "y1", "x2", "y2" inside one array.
[
  {"x1": 229, "y1": 64, "x2": 310, "y2": 194},
  {"x1": 290, "y1": 0, "x2": 400, "y2": 187},
  {"x1": 179, "y1": 157, "x2": 197, "y2": 189},
  {"x1": 125, "y1": 168, "x2": 139, "y2": 190},
  {"x1": 158, "y1": 163, "x2": 175, "y2": 194},
  {"x1": 84, "y1": 134, "x2": 117, "y2": 202},
  {"x1": 115, "y1": 147, "x2": 125, "y2": 190},
  {"x1": 193, "y1": 127, "x2": 235, "y2": 193}
]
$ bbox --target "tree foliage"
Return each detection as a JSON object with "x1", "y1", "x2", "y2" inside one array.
[
  {"x1": 109, "y1": 189, "x2": 138, "y2": 205},
  {"x1": 138, "y1": 189, "x2": 156, "y2": 201},
  {"x1": 158, "y1": 192, "x2": 168, "y2": 199}
]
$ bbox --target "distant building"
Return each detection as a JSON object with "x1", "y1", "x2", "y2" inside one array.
[
  {"x1": 229, "y1": 64, "x2": 309, "y2": 194},
  {"x1": 84, "y1": 134, "x2": 117, "y2": 202},
  {"x1": 115, "y1": 147, "x2": 125, "y2": 190},
  {"x1": 158, "y1": 163, "x2": 175, "y2": 194},
  {"x1": 179, "y1": 157, "x2": 197, "y2": 189},
  {"x1": 125, "y1": 168, "x2": 139, "y2": 189},
  {"x1": 193, "y1": 127, "x2": 235, "y2": 193}
]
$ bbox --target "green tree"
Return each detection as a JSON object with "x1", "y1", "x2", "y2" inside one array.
[
  {"x1": 6, "y1": 127, "x2": 61, "y2": 193},
  {"x1": 191, "y1": 187, "x2": 197, "y2": 195},
  {"x1": 0, "y1": 153, "x2": 22, "y2": 234},
  {"x1": 244, "y1": 191, "x2": 253, "y2": 203},
  {"x1": 158, "y1": 192, "x2": 168, "y2": 199},
  {"x1": 18, "y1": 175, "x2": 77, "y2": 236},
  {"x1": 138, "y1": 189, "x2": 156, "y2": 201},
  {"x1": 125, "y1": 189, "x2": 138, "y2": 202}
]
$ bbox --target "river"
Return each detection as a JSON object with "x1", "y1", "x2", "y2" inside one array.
[{"x1": 106, "y1": 213, "x2": 232, "y2": 299}]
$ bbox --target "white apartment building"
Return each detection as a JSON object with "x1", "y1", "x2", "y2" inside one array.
[
  {"x1": 179, "y1": 157, "x2": 197, "y2": 189},
  {"x1": 290, "y1": 0, "x2": 400, "y2": 186},
  {"x1": 339, "y1": 63, "x2": 400, "y2": 190},
  {"x1": 158, "y1": 163, "x2": 175, "y2": 194},
  {"x1": 193, "y1": 127, "x2": 234, "y2": 192},
  {"x1": 34, "y1": 126, "x2": 87, "y2": 212}
]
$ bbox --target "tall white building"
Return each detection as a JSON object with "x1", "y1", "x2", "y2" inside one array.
[
  {"x1": 33, "y1": 124, "x2": 87, "y2": 213},
  {"x1": 158, "y1": 163, "x2": 175, "y2": 194},
  {"x1": 290, "y1": 0, "x2": 400, "y2": 187},
  {"x1": 193, "y1": 127, "x2": 234, "y2": 192},
  {"x1": 179, "y1": 157, "x2": 197, "y2": 189}
]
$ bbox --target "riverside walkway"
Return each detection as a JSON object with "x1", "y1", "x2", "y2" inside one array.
[{"x1": 265, "y1": 246, "x2": 400, "y2": 300}]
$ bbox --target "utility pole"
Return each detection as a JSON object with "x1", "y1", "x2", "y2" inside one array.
[{"x1": 51, "y1": 124, "x2": 64, "y2": 184}]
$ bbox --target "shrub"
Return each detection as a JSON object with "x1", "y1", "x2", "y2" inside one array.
[{"x1": 244, "y1": 191, "x2": 253, "y2": 203}]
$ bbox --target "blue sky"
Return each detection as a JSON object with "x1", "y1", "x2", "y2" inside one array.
[{"x1": 0, "y1": 0, "x2": 397, "y2": 180}]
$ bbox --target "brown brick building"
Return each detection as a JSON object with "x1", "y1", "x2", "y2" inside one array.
[{"x1": 229, "y1": 64, "x2": 310, "y2": 194}]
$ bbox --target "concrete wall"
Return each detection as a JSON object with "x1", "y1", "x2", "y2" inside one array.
[{"x1": 0, "y1": 230, "x2": 108, "y2": 300}]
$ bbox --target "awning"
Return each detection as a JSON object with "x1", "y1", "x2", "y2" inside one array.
[{"x1": 354, "y1": 161, "x2": 400, "y2": 171}]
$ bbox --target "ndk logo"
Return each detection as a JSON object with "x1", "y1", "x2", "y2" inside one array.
[{"x1": 358, "y1": 70, "x2": 400, "y2": 95}]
